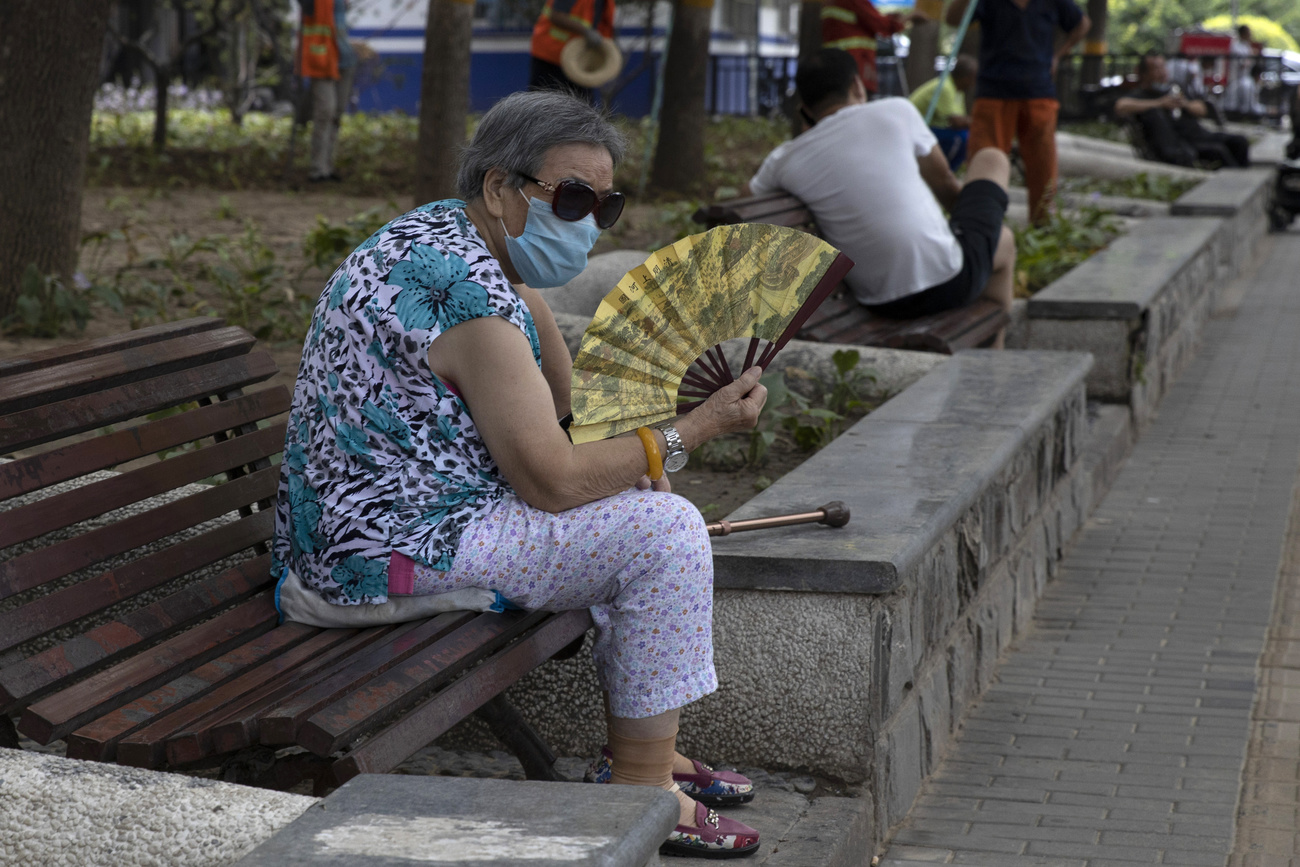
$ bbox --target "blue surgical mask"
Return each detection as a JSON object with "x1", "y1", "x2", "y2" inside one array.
[{"x1": 501, "y1": 191, "x2": 601, "y2": 288}]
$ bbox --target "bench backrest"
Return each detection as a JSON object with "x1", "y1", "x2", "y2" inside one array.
[
  {"x1": 0, "y1": 318, "x2": 288, "y2": 733},
  {"x1": 694, "y1": 191, "x2": 819, "y2": 233}
]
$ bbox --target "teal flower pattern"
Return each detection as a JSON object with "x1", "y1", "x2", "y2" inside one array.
[
  {"x1": 272, "y1": 200, "x2": 541, "y2": 606},
  {"x1": 333, "y1": 555, "x2": 389, "y2": 601},
  {"x1": 390, "y1": 243, "x2": 492, "y2": 331}
]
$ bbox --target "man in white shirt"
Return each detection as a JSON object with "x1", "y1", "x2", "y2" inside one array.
[{"x1": 747, "y1": 49, "x2": 1015, "y2": 339}]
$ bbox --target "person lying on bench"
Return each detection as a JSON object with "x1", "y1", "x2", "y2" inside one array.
[
  {"x1": 746, "y1": 48, "x2": 1015, "y2": 345},
  {"x1": 272, "y1": 89, "x2": 766, "y2": 859},
  {"x1": 1113, "y1": 53, "x2": 1250, "y2": 169}
]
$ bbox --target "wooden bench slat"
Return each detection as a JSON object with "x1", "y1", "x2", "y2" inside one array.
[
  {"x1": 0, "y1": 429, "x2": 283, "y2": 554},
  {"x1": 0, "y1": 351, "x2": 279, "y2": 454},
  {"x1": 0, "y1": 508, "x2": 274, "y2": 656},
  {"x1": 203, "y1": 625, "x2": 409, "y2": 759},
  {"x1": 162, "y1": 626, "x2": 379, "y2": 766},
  {"x1": 0, "y1": 555, "x2": 273, "y2": 712},
  {"x1": 0, "y1": 327, "x2": 257, "y2": 416},
  {"x1": 68, "y1": 622, "x2": 319, "y2": 765},
  {"x1": 18, "y1": 594, "x2": 278, "y2": 744},
  {"x1": 333, "y1": 609, "x2": 593, "y2": 781},
  {"x1": 0, "y1": 318, "x2": 226, "y2": 378},
  {"x1": 0, "y1": 466, "x2": 276, "y2": 601},
  {"x1": 0, "y1": 388, "x2": 290, "y2": 504},
  {"x1": 296, "y1": 611, "x2": 546, "y2": 757},
  {"x1": 256, "y1": 611, "x2": 478, "y2": 745}
]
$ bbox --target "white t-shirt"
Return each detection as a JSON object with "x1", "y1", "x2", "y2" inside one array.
[{"x1": 748, "y1": 99, "x2": 962, "y2": 306}]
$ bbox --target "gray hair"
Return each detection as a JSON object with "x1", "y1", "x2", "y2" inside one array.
[{"x1": 456, "y1": 90, "x2": 627, "y2": 201}]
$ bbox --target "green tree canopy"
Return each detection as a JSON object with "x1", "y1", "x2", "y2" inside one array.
[
  {"x1": 1109, "y1": 0, "x2": 1300, "y2": 54},
  {"x1": 1202, "y1": 14, "x2": 1299, "y2": 51}
]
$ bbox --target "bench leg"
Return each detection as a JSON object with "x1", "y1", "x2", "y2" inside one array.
[
  {"x1": 220, "y1": 746, "x2": 336, "y2": 796},
  {"x1": 1, "y1": 714, "x2": 19, "y2": 749},
  {"x1": 474, "y1": 695, "x2": 566, "y2": 782}
]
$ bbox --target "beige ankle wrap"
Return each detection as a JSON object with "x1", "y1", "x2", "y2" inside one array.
[{"x1": 607, "y1": 730, "x2": 678, "y2": 789}]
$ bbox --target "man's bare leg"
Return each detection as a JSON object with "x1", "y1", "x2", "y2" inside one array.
[{"x1": 963, "y1": 147, "x2": 1016, "y2": 347}]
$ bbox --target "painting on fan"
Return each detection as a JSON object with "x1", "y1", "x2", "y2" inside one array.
[{"x1": 568, "y1": 224, "x2": 853, "y2": 445}]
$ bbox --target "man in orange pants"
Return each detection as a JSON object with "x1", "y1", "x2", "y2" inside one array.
[{"x1": 945, "y1": 0, "x2": 1089, "y2": 225}]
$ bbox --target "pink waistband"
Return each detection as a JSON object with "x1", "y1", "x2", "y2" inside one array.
[{"x1": 388, "y1": 551, "x2": 415, "y2": 596}]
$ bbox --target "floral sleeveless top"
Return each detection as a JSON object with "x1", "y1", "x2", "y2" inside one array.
[{"x1": 271, "y1": 200, "x2": 542, "y2": 605}]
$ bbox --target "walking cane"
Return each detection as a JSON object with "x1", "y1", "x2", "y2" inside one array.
[{"x1": 705, "y1": 501, "x2": 850, "y2": 537}]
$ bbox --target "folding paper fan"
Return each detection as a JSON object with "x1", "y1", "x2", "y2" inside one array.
[{"x1": 567, "y1": 224, "x2": 853, "y2": 444}]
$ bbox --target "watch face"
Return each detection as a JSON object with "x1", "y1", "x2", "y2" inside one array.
[{"x1": 664, "y1": 451, "x2": 688, "y2": 472}]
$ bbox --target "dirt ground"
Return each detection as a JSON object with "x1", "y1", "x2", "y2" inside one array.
[{"x1": 1, "y1": 186, "x2": 806, "y2": 520}]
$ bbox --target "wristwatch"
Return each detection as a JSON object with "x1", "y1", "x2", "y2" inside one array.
[{"x1": 655, "y1": 421, "x2": 688, "y2": 472}]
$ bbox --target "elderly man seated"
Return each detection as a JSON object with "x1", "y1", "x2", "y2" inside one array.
[
  {"x1": 746, "y1": 49, "x2": 1015, "y2": 342},
  {"x1": 1114, "y1": 53, "x2": 1250, "y2": 169}
]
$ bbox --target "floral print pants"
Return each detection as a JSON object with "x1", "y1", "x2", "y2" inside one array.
[{"x1": 393, "y1": 489, "x2": 717, "y2": 719}]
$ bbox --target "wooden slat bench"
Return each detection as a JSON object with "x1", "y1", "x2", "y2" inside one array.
[
  {"x1": 694, "y1": 192, "x2": 1008, "y2": 353},
  {"x1": 0, "y1": 318, "x2": 590, "y2": 794}
]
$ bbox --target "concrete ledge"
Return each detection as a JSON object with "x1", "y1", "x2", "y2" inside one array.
[
  {"x1": 504, "y1": 349, "x2": 1106, "y2": 852},
  {"x1": 1021, "y1": 209, "x2": 1250, "y2": 422},
  {"x1": 1171, "y1": 166, "x2": 1276, "y2": 217},
  {"x1": 236, "y1": 775, "x2": 678, "y2": 867},
  {"x1": 1026, "y1": 216, "x2": 1221, "y2": 321},
  {"x1": 708, "y1": 350, "x2": 1093, "y2": 593},
  {"x1": 0, "y1": 747, "x2": 314, "y2": 867}
]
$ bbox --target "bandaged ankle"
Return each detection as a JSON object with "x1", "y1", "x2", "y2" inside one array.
[{"x1": 607, "y1": 730, "x2": 678, "y2": 789}]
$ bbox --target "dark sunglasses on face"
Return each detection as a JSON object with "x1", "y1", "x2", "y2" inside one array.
[{"x1": 517, "y1": 172, "x2": 626, "y2": 229}]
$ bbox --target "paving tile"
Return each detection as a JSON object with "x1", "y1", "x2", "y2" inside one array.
[{"x1": 877, "y1": 237, "x2": 1300, "y2": 866}]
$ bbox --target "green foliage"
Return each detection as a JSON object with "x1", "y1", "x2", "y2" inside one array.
[
  {"x1": 1203, "y1": 14, "x2": 1298, "y2": 50},
  {"x1": 1059, "y1": 121, "x2": 1131, "y2": 145},
  {"x1": 1, "y1": 265, "x2": 121, "y2": 338},
  {"x1": 1062, "y1": 172, "x2": 1202, "y2": 203},
  {"x1": 1108, "y1": 0, "x2": 1300, "y2": 55},
  {"x1": 87, "y1": 109, "x2": 420, "y2": 194},
  {"x1": 301, "y1": 206, "x2": 392, "y2": 272},
  {"x1": 1013, "y1": 206, "x2": 1124, "y2": 296},
  {"x1": 697, "y1": 352, "x2": 876, "y2": 472},
  {"x1": 202, "y1": 220, "x2": 310, "y2": 340}
]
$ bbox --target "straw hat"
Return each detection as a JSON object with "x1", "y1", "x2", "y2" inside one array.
[{"x1": 560, "y1": 36, "x2": 624, "y2": 88}]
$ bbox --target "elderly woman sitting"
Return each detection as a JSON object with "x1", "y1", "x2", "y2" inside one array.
[{"x1": 271, "y1": 90, "x2": 767, "y2": 857}]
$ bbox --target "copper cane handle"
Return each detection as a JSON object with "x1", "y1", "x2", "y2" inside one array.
[{"x1": 706, "y1": 501, "x2": 850, "y2": 536}]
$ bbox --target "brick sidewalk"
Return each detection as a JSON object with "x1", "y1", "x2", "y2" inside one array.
[
  {"x1": 878, "y1": 233, "x2": 1300, "y2": 867},
  {"x1": 1230, "y1": 465, "x2": 1300, "y2": 866}
]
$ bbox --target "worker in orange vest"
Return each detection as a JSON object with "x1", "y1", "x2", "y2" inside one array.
[
  {"x1": 821, "y1": 0, "x2": 921, "y2": 95},
  {"x1": 529, "y1": 0, "x2": 616, "y2": 100},
  {"x1": 298, "y1": 0, "x2": 356, "y2": 182}
]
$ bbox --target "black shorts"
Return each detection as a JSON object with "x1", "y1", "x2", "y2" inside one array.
[{"x1": 865, "y1": 179, "x2": 1008, "y2": 320}]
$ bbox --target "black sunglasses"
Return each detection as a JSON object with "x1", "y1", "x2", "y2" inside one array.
[{"x1": 518, "y1": 172, "x2": 625, "y2": 229}]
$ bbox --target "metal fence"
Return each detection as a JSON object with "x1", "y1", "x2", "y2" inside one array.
[{"x1": 699, "y1": 50, "x2": 1294, "y2": 125}]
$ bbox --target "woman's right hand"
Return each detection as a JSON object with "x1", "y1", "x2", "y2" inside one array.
[{"x1": 683, "y1": 366, "x2": 768, "y2": 445}]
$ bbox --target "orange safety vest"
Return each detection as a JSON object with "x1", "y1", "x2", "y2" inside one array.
[
  {"x1": 531, "y1": 0, "x2": 616, "y2": 66},
  {"x1": 298, "y1": 0, "x2": 340, "y2": 80}
]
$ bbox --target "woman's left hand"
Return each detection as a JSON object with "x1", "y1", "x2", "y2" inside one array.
[{"x1": 635, "y1": 474, "x2": 672, "y2": 493}]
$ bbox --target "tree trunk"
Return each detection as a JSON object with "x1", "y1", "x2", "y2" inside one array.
[
  {"x1": 154, "y1": 66, "x2": 171, "y2": 151},
  {"x1": 0, "y1": 0, "x2": 114, "y2": 318},
  {"x1": 649, "y1": 0, "x2": 714, "y2": 195},
  {"x1": 1081, "y1": 0, "x2": 1107, "y2": 87},
  {"x1": 414, "y1": 0, "x2": 473, "y2": 205},
  {"x1": 792, "y1": 0, "x2": 822, "y2": 134},
  {"x1": 905, "y1": 19, "x2": 941, "y2": 92}
]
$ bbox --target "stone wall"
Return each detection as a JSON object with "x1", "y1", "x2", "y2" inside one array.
[
  {"x1": 503, "y1": 351, "x2": 1099, "y2": 848},
  {"x1": 1016, "y1": 169, "x2": 1273, "y2": 427}
]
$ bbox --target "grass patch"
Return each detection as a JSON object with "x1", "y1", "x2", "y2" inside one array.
[
  {"x1": 1061, "y1": 172, "x2": 1201, "y2": 203},
  {"x1": 1013, "y1": 206, "x2": 1124, "y2": 296}
]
